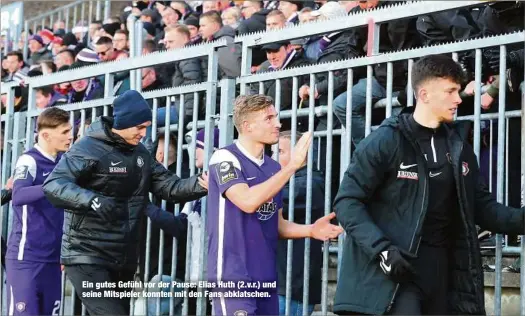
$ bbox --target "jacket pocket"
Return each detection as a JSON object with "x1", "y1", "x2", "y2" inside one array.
[{"x1": 71, "y1": 213, "x2": 86, "y2": 230}]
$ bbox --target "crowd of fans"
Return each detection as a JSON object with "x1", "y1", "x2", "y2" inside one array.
[{"x1": 0, "y1": 0, "x2": 524, "y2": 313}]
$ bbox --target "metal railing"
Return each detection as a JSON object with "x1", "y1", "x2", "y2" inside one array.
[{"x1": 1, "y1": 1, "x2": 524, "y2": 315}]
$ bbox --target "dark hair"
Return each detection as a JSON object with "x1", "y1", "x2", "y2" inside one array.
[
  {"x1": 36, "y1": 85, "x2": 55, "y2": 97},
  {"x1": 279, "y1": 130, "x2": 302, "y2": 144},
  {"x1": 57, "y1": 49, "x2": 75, "y2": 60},
  {"x1": 37, "y1": 107, "x2": 70, "y2": 131},
  {"x1": 95, "y1": 36, "x2": 113, "y2": 46},
  {"x1": 200, "y1": 10, "x2": 223, "y2": 27},
  {"x1": 412, "y1": 54, "x2": 465, "y2": 91},
  {"x1": 143, "y1": 39, "x2": 157, "y2": 53},
  {"x1": 114, "y1": 29, "x2": 129, "y2": 38},
  {"x1": 6, "y1": 51, "x2": 23, "y2": 62}
]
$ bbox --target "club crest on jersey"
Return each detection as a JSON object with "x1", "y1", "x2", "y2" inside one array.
[
  {"x1": 257, "y1": 198, "x2": 277, "y2": 221},
  {"x1": 137, "y1": 156, "x2": 144, "y2": 167},
  {"x1": 217, "y1": 161, "x2": 238, "y2": 185},
  {"x1": 16, "y1": 302, "x2": 25, "y2": 312},
  {"x1": 462, "y1": 162, "x2": 469, "y2": 176}
]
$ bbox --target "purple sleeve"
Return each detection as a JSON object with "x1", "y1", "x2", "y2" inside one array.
[
  {"x1": 11, "y1": 155, "x2": 46, "y2": 206},
  {"x1": 275, "y1": 189, "x2": 283, "y2": 211}
]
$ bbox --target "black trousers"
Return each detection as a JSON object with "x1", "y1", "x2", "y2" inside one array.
[
  {"x1": 388, "y1": 244, "x2": 449, "y2": 315},
  {"x1": 65, "y1": 264, "x2": 135, "y2": 316}
]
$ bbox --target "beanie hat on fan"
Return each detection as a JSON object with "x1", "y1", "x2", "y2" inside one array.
[{"x1": 112, "y1": 90, "x2": 152, "y2": 130}]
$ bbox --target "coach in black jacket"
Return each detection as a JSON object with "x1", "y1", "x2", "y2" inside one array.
[
  {"x1": 43, "y1": 90, "x2": 207, "y2": 315},
  {"x1": 333, "y1": 55, "x2": 524, "y2": 315}
]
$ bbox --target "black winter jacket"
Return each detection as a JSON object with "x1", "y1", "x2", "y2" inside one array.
[
  {"x1": 42, "y1": 117, "x2": 207, "y2": 270},
  {"x1": 201, "y1": 26, "x2": 242, "y2": 80},
  {"x1": 1, "y1": 189, "x2": 11, "y2": 205},
  {"x1": 333, "y1": 112, "x2": 525, "y2": 315},
  {"x1": 171, "y1": 53, "x2": 204, "y2": 119}
]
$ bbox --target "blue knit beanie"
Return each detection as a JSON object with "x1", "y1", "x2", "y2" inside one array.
[{"x1": 113, "y1": 90, "x2": 152, "y2": 130}]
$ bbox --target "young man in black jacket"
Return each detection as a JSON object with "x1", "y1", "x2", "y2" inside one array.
[
  {"x1": 42, "y1": 90, "x2": 208, "y2": 315},
  {"x1": 333, "y1": 54, "x2": 525, "y2": 315}
]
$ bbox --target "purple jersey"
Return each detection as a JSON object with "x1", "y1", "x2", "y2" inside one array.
[
  {"x1": 207, "y1": 142, "x2": 283, "y2": 285},
  {"x1": 6, "y1": 145, "x2": 64, "y2": 263}
]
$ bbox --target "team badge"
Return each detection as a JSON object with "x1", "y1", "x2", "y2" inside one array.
[
  {"x1": 257, "y1": 198, "x2": 277, "y2": 221},
  {"x1": 462, "y1": 162, "x2": 469, "y2": 176},
  {"x1": 16, "y1": 302, "x2": 25, "y2": 312},
  {"x1": 13, "y1": 165, "x2": 28, "y2": 181},
  {"x1": 234, "y1": 310, "x2": 248, "y2": 316},
  {"x1": 137, "y1": 156, "x2": 144, "y2": 167}
]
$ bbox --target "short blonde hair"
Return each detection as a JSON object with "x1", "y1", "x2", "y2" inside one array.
[{"x1": 233, "y1": 94, "x2": 274, "y2": 132}]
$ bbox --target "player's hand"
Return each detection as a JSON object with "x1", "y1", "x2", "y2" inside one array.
[
  {"x1": 4, "y1": 177, "x2": 13, "y2": 190},
  {"x1": 310, "y1": 212, "x2": 344, "y2": 241},
  {"x1": 481, "y1": 92, "x2": 494, "y2": 110},
  {"x1": 198, "y1": 172, "x2": 208, "y2": 190},
  {"x1": 61, "y1": 265, "x2": 65, "y2": 272},
  {"x1": 378, "y1": 246, "x2": 417, "y2": 283},
  {"x1": 289, "y1": 132, "x2": 312, "y2": 170},
  {"x1": 90, "y1": 195, "x2": 119, "y2": 223}
]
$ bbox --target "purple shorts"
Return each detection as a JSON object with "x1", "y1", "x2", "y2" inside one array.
[
  {"x1": 6, "y1": 260, "x2": 61, "y2": 315},
  {"x1": 211, "y1": 291, "x2": 278, "y2": 316}
]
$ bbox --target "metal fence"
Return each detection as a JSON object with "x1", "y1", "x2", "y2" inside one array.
[{"x1": 1, "y1": 1, "x2": 524, "y2": 315}]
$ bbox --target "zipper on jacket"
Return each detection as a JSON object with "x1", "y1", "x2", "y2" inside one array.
[{"x1": 386, "y1": 154, "x2": 429, "y2": 313}]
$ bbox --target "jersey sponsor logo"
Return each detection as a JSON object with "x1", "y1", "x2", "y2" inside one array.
[
  {"x1": 137, "y1": 156, "x2": 144, "y2": 167},
  {"x1": 109, "y1": 163, "x2": 127, "y2": 173},
  {"x1": 462, "y1": 162, "x2": 469, "y2": 176},
  {"x1": 234, "y1": 310, "x2": 248, "y2": 316},
  {"x1": 397, "y1": 170, "x2": 418, "y2": 180},
  {"x1": 399, "y1": 162, "x2": 417, "y2": 170},
  {"x1": 16, "y1": 302, "x2": 25, "y2": 312},
  {"x1": 13, "y1": 165, "x2": 28, "y2": 181},
  {"x1": 257, "y1": 198, "x2": 277, "y2": 221},
  {"x1": 216, "y1": 161, "x2": 238, "y2": 185}
]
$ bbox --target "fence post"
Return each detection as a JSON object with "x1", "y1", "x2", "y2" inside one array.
[{"x1": 218, "y1": 79, "x2": 236, "y2": 147}]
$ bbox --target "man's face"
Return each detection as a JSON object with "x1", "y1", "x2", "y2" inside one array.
[
  {"x1": 142, "y1": 67, "x2": 156, "y2": 88},
  {"x1": 116, "y1": 121, "x2": 151, "y2": 145},
  {"x1": 28, "y1": 39, "x2": 42, "y2": 53},
  {"x1": 36, "y1": 91, "x2": 52, "y2": 109},
  {"x1": 113, "y1": 33, "x2": 128, "y2": 51},
  {"x1": 156, "y1": 137, "x2": 176, "y2": 165},
  {"x1": 278, "y1": 1, "x2": 298, "y2": 19},
  {"x1": 202, "y1": 1, "x2": 218, "y2": 13},
  {"x1": 419, "y1": 77, "x2": 462, "y2": 123},
  {"x1": 187, "y1": 25, "x2": 199, "y2": 38},
  {"x1": 89, "y1": 23, "x2": 101, "y2": 38},
  {"x1": 42, "y1": 123, "x2": 73, "y2": 153},
  {"x1": 53, "y1": 21, "x2": 66, "y2": 32},
  {"x1": 71, "y1": 79, "x2": 89, "y2": 92},
  {"x1": 160, "y1": 7, "x2": 180, "y2": 27},
  {"x1": 6, "y1": 56, "x2": 22, "y2": 74},
  {"x1": 55, "y1": 52, "x2": 74, "y2": 69},
  {"x1": 199, "y1": 17, "x2": 219, "y2": 41},
  {"x1": 95, "y1": 43, "x2": 115, "y2": 61},
  {"x1": 243, "y1": 106, "x2": 282, "y2": 145},
  {"x1": 241, "y1": 1, "x2": 259, "y2": 19},
  {"x1": 140, "y1": 15, "x2": 153, "y2": 23},
  {"x1": 266, "y1": 15, "x2": 286, "y2": 30},
  {"x1": 266, "y1": 46, "x2": 288, "y2": 69},
  {"x1": 299, "y1": 11, "x2": 316, "y2": 23},
  {"x1": 277, "y1": 137, "x2": 292, "y2": 168},
  {"x1": 164, "y1": 30, "x2": 188, "y2": 50},
  {"x1": 222, "y1": 12, "x2": 238, "y2": 26}
]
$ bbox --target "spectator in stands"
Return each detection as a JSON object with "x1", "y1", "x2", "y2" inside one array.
[
  {"x1": 35, "y1": 86, "x2": 67, "y2": 109},
  {"x1": 164, "y1": 25, "x2": 203, "y2": 120},
  {"x1": 160, "y1": 5, "x2": 182, "y2": 27},
  {"x1": 238, "y1": 1, "x2": 270, "y2": 34},
  {"x1": 113, "y1": 30, "x2": 129, "y2": 52},
  {"x1": 202, "y1": 0, "x2": 230, "y2": 13},
  {"x1": 142, "y1": 22, "x2": 157, "y2": 40},
  {"x1": 266, "y1": 9, "x2": 286, "y2": 30},
  {"x1": 100, "y1": 22, "x2": 121, "y2": 39},
  {"x1": 72, "y1": 21, "x2": 89, "y2": 46},
  {"x1": 51, "y1": 37, "x2": 65, "y2": 56},
  {"x1": 251, "y1": 41, "x2": 310, "y2": 119},
  {"x1": 55, "y1": 65, "x2": 72, "y2": 96},
  {"x1": 66, "y1": 62, "x2": 104, "y2": 104},
  {"x1": 53, "y1": 20, "x2": 66, "y2": 32},
  {"x1": 331, "y1": 0, "x2": 421, "y2": 146},
  {"x1": 277, "y1": 131, "x2": 324, "y2": 316},
  {"x1": 199, "y1": 11, "x2": 242, "y2": 79},
  {"x1": 39, "y1": 29, "x2": 55, "y2": 48},
  {"x1": 298, "y1": 7, "x2": 315, "y2": 23},
  {"x1": 140, "y1": 9, "x2": 159, "y2": 25},
  {"x1": 2, "y1": 51, "x2": 28, "y2": 83},
  {"x1": 55, "y1": 49, "x2": 75, "y2": 69},
  {"x1": 184, "y1": 16, "x2": 202, "y2": 45},
  {"x1": 89, "y1": 20, "x2": 103, "y2": 43},
  {"x1": 28, "y1": 35, "x2": 53, "y2": 66},
  {"x1": 95, "y1": 36, "x2": 123, "y2": 62},
  {"x1": 142, "y1": 39, "x2": 157, "y2": 55},
  {"x1": 279, "y1": 1, "x2": 303, "y2": 25},
  {"x1": 170, "y1": 0, "x2": 193, "y2": 21},
  {"x1": 222, "y1": 7, "x2": 242, "y2": 29},
  {"x1": 40, "y1": 60, "x2": 56, "y2": 75}
]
